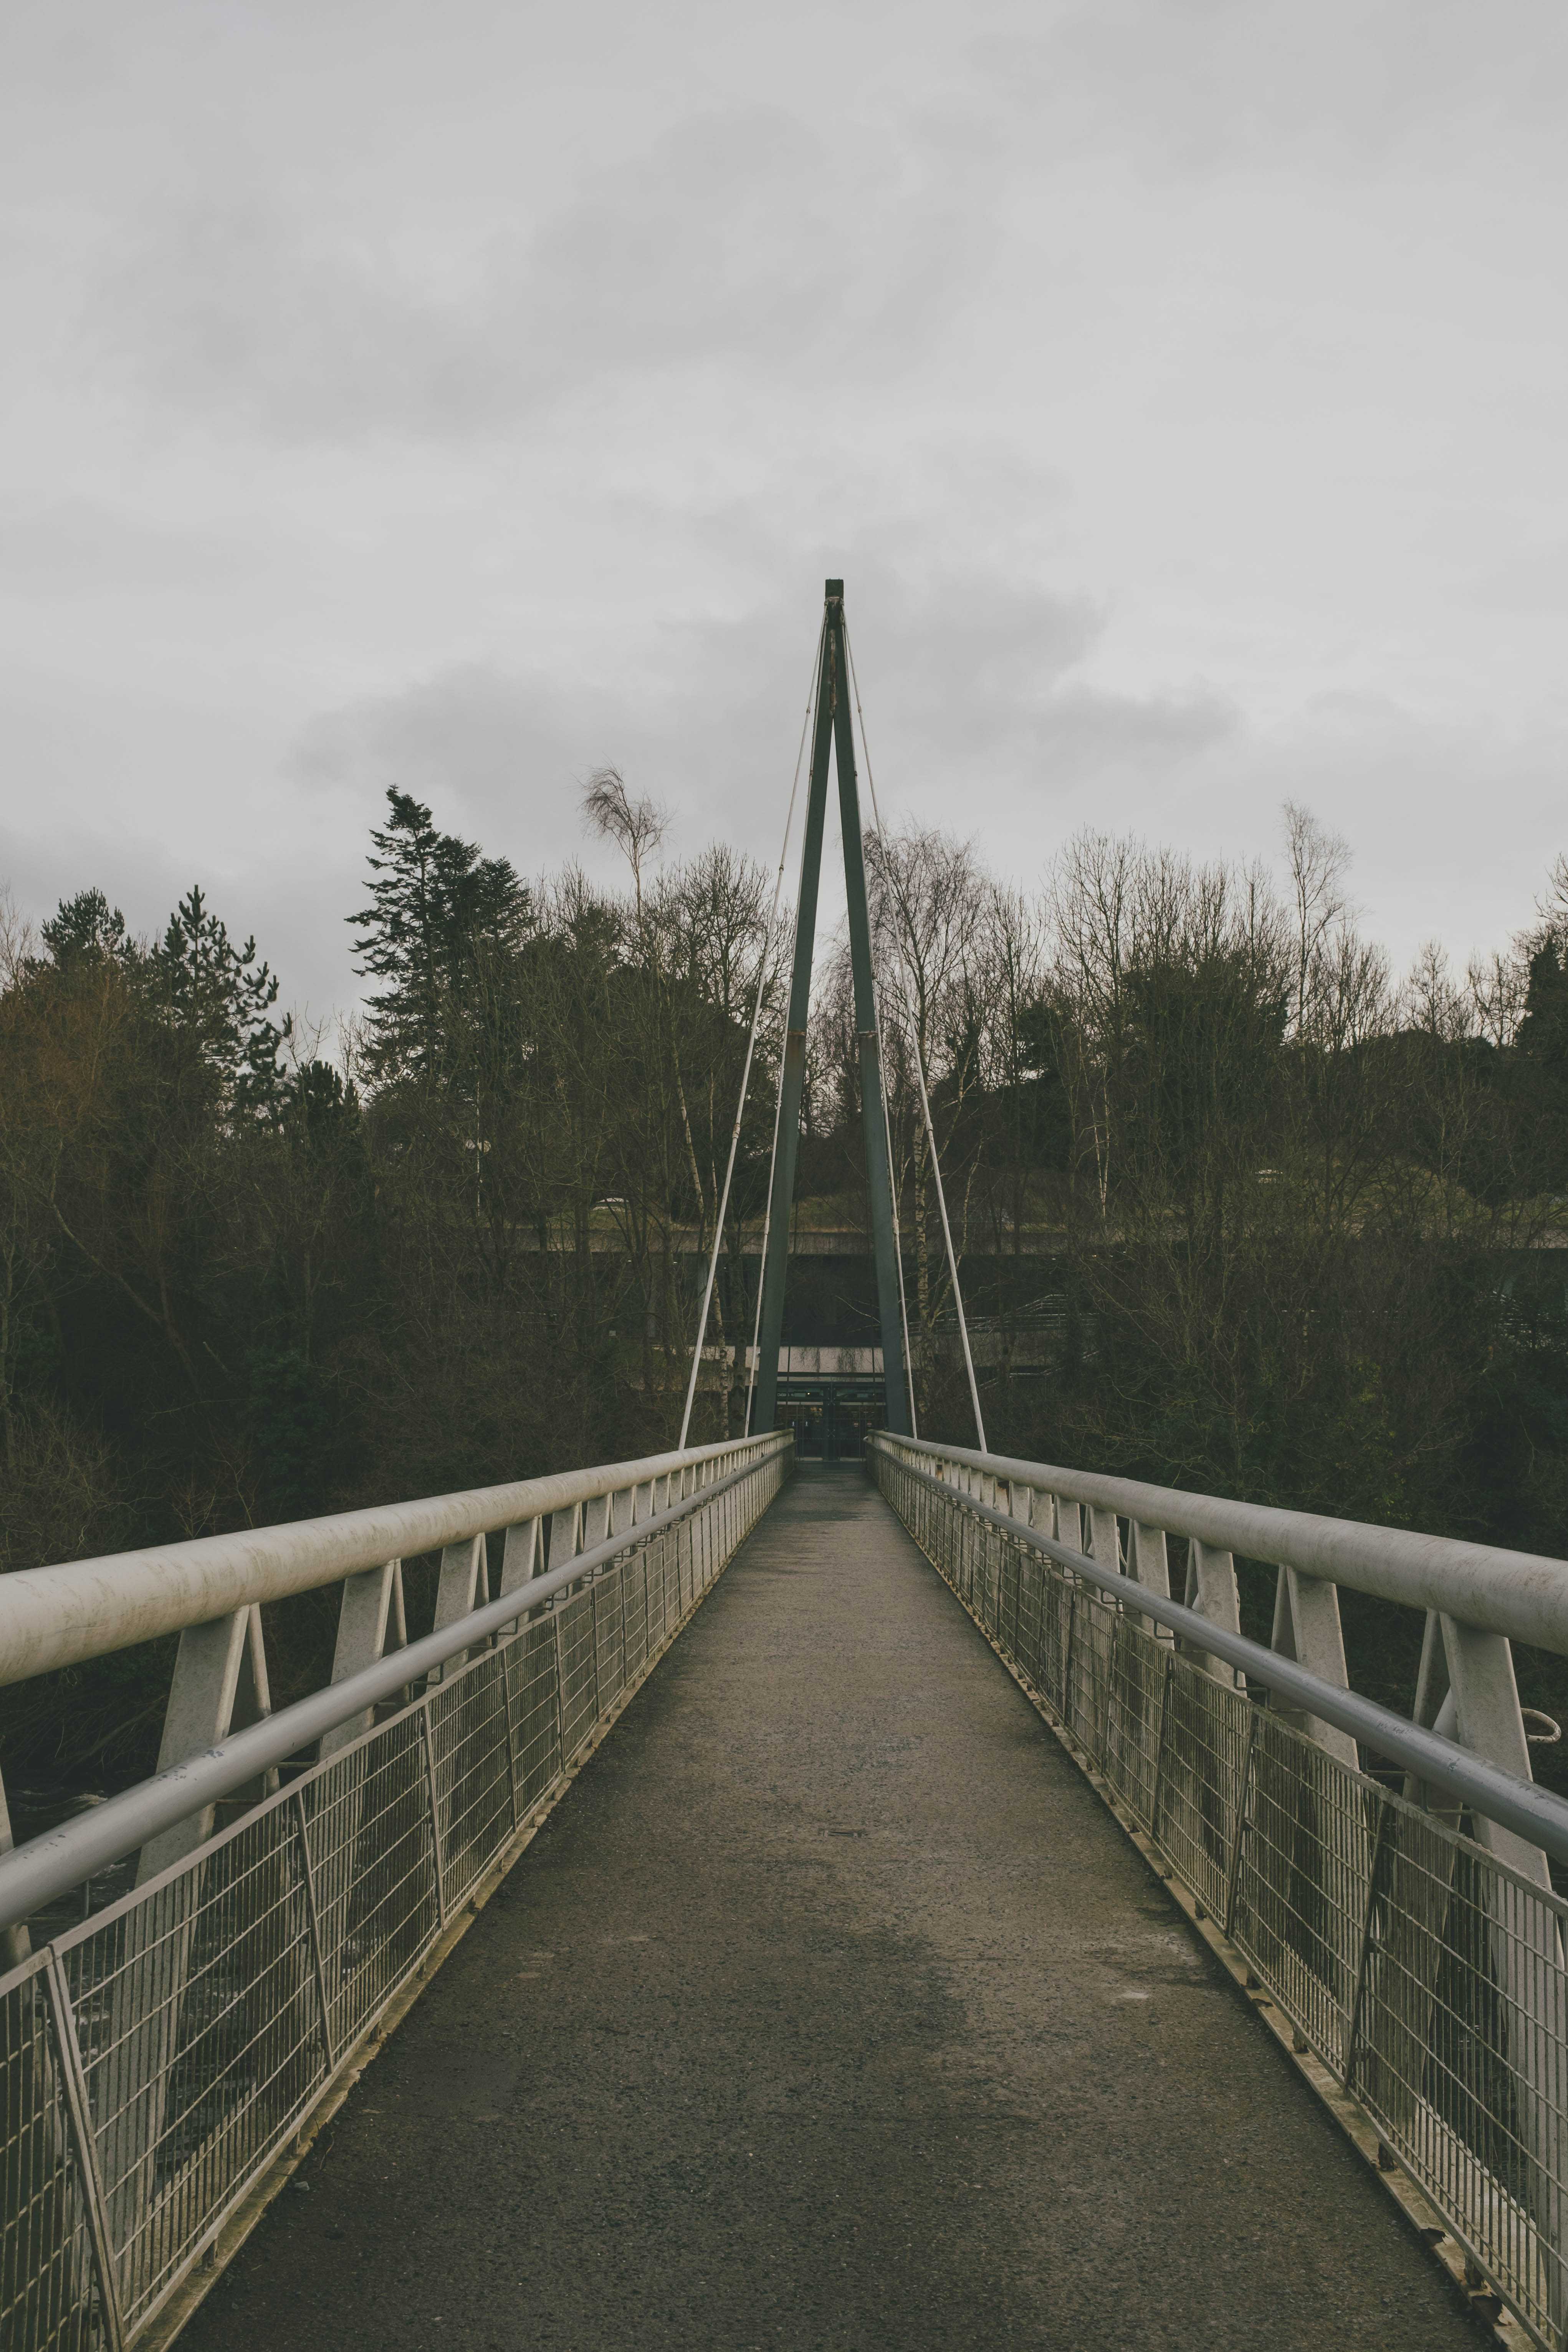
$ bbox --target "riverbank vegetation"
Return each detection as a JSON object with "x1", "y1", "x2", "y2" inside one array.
[{"x1": 4, "y1": 784, "x2": 1568, "y2": 1780}]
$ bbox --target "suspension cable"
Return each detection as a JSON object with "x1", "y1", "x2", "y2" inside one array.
[
  {"x1": 881, "y1": 1073, "x2": 919, "y2": 1439},
  {"x1": 743, "y1": 1009, "x2": 789, "y2": 1437},
  {"x1": 679, "y1": 635, "x2": 820, "y2": 1448},
  {"x1": 844, "y1": 622, "x2": 988, "y2": 1451}
]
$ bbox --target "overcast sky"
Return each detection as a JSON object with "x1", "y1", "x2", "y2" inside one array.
[{"x1": 3, "y1": 0, "x2": 1565, "y2": 1028}]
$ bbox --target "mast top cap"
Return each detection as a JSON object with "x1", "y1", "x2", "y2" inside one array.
[{"x1": 824, "y1": 577, "x2": 844, "y2": 599}]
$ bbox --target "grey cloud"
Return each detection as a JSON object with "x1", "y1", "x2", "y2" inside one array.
[
  {"x1": 972, "y1": 0, "x2": 1568, "y2": 179},
  {"x1": 291, "y1": 559, "x2": 1239, "y2": 923},
  {"x1": 1466, "y1": 541, "x2": 1568, "y2": 616},
  {"x1": 0, "y1": 497, "x2": 269, "y2": 595},
  {"x1": 840, "y1": 564, "x2": 1235, "y2": 780},
  {"x1": 96, "y1": 108, "x2": 983, "y2": 443}
]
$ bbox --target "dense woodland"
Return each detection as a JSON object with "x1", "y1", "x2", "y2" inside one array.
[{"x1": 5, "y1": 778, "x2": 1568, "y2": 1784}]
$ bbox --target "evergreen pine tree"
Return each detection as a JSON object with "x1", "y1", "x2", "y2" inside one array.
[
  {"x1": 347, "y1": 786, "x2": 531, "y2": 1080},
  {"x1": 39, "y1": 888, "x2": 136, "y2": 969},
  {"x1": 152, "y1": 885, "x2": 288, "y2": 1111}
]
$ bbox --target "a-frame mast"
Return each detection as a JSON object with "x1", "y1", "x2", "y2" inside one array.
[{"x1": 751, "y1": 581, "x2": 910, "y2": 1437}]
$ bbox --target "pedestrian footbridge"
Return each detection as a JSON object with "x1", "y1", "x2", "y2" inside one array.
[{"x1": 5, "y1": 1431, "x2": 1568, "y2": 2348}]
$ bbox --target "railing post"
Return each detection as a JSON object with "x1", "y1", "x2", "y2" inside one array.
[
  {"x1": 1185, "y1": 1540, "x2": 1245, "y2": 1690},
  {"x1": 291, "y1": 1789, "x2": 337, "y2": 2072},
  {"x1": 104, "y1": 1599, "x2": 276, "y2": 2269},
  {"x1": 43, "y1": 1946, "x2": 126, "y2": 2352},
  {"x1": 1149, "y1": 1649, "x2": 1176, "y2": 1844},
  {"x1": 1088, "y1": 1505, "x2": 1120, "y2": 1578},
  {"x1": 1221, "y1": 1702, "x2": 1260, "y2": 1936},
  {"x1": 138, "y1": 1603, "x2": 266, "y2": 1881},
  {"x1": 431, "y1": 1534, "x2": 489, "y2": 1675},
  {"x1": 1343, "y1": 1790, "x2": 1394, "y2": 2088},
  {"x1": 548, "y1": 1500, "x2": 583, "y2": 1579},
  {"x1": 643, "y1": 1526, "x2": 654, "y2": 1658},
  {"x1": 498, "y1": 1518, "x2": 540, "y2": 1631},
  {"x1": 590, "y1": 1578, "x2": 602, "y2": 1723},
  {"x1": 1442, "y1": 1615, "x2": 1567, "y2": 2305},
  {"x1": 1062, "y1": 1578, "x2": 1080, "y2": 1736},
  {"x1": 499, "y1": 1619, "x2": 524, "y2": 1831},
  {"x1": 322, "y1": 1561, "x2": 399, "y2": 1757},
  {"x1": 1129, "y1": 1521, "x2": 1172, "y2": 1633},
  {"x1": 1269, "y1": 1565, "x2": 1358, "y2": 1770},
  {"x1": 551, "y1": 1596, "x2": 567, "y2": 1775},
  {"x1": 418, "y1": 1704, "x2": 448, "y2": 1931}
]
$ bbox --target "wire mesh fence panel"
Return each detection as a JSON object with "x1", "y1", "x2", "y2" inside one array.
[
  {"x1": 505, "y1": 1618, "x2": 562, "y2": 1814},
  {"x1": 1101, "y1": 1615, "x2": 1166, "y2": 1829},
  {"x1": 592, "y1": 1568, "x2": 626, "y2": 1719},
  {"x1": 303, "y1": 1710, "x2": 440, "y2": 2064},
  {"x1": 1349, "y1": 1801, "x2": 1568, "y2": 2342},
  {"x1": 1065, "y1": 1587, "x2": 1119, "y2": 1773},
  {"x1": 1150, "y1": 1656, "x2": 1249, "y2": 1924},
  {"x1": 978, "y1": 1525, "x2": 1000, "y2": 1637},
  {"x1": 622, "y1": 1553, "x2": 650, "y2": 1687},
  {"x1": 61, "y1": 1802, "x2": 327, "y2": 2330},
  {"x1": 0, "y1": 1956, "x2": 108, "y2": 2352},
  {"x1": 0, "y1": 1443, "x2": 787, "y2": 2351},
  {"x1": 428, "y1": 1653, "x2": 514, "y2": 1910},
  {"x1": 1036, "y1": 1566, "x2": 1072, "y2": 1717},
  {"x1": 1230, "y1": 1710, "x2": 1371, "y2": 2071},
  {"x1": 1014, "y1": 1548, "x2": 1049, "y2": 1693},
  {"x1": 872, "y1": 1441, "x2": 1568, "y2": 2350},
  {"x1": 645, "y1": 1534, "x2": 671, "y2": 1652},
  {"x1": 555, "y1": 1589, "x2": 599, "y2": 1764},
  {"x1": 997, "y1": 1530, "x2": 1021, "y2": 1661}
]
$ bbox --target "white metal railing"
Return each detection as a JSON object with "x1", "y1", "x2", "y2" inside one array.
[
  {"x1": 872, "y1": 1430, "x2": 1568, "y2": 2350},
  {"x1": 0, "y1": 1431, "x2": 791, "y2": 2349}
]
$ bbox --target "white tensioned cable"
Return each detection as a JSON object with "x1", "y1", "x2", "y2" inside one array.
[
  {"x1": 678, "y1": 640, "x2": 820, "y2": 1449},
  {"x1": 841, "y1": 626, "x2": 919, "y2": 1437},
  {"x1": 743, "y1": 1021, "x2": 789, "y2": 1437},
  {"x1": 844, "y1": 624, "x2": 988, "y2": 1451}
]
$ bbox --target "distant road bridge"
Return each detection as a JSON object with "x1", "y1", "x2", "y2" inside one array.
[{"x1": 5, "y1": 1432, "x2": 1568, "y2": 2347}]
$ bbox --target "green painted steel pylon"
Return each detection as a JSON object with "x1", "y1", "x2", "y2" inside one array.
[{"x1": 751, "y1": 581, "x2": 911, "y2": 1438}]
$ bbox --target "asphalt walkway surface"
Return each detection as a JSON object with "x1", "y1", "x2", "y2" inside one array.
[{"x1": 182, "y1": 1468, "x2": 1485, "y2": 2350}]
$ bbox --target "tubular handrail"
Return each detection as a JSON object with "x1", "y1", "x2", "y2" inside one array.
[
  {"x1": 0, "y1": 1439, "x2": 789, "y2": 1935},
  {"x1": 876, "y1": 1439, "x2": 1568, "y2": 1871},
  {"x1": 0, "y1": 1432, "x2": 771, "y2": 1687},
  {"x1": 880, "y1": 1431, "x2": 1568, "y2": 1655},
  {"x1": 871, "y1": 1431, "x2": 1568, "y2": 2346}
]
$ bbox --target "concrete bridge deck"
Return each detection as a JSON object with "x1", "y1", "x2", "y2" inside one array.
[{"x1": 179, "y1": 1470, "x2": 1483, "y2": 2350}]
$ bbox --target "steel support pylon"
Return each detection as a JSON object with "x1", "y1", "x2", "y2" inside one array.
[{"x1": 751, "y1": 581, "x2": 910, "y2": 1437}]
